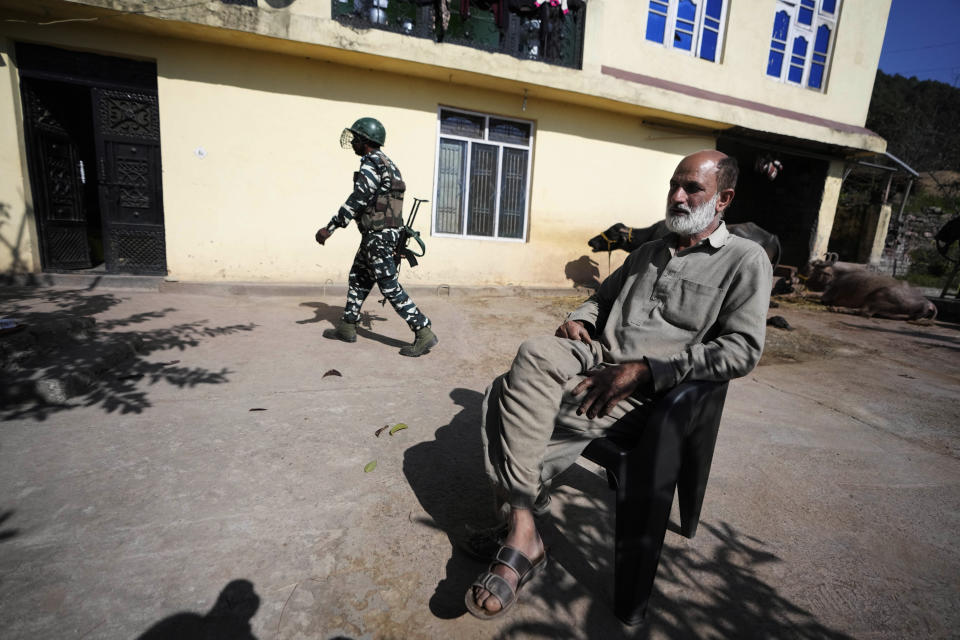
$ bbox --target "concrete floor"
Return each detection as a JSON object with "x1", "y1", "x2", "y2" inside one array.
[{"x1": 0, "y1": 283, "x2": 958, "y2": 639}]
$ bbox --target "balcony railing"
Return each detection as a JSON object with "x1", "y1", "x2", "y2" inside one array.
[{"x1": 332, "y1": 0, "x2": 586, "y2": 70}]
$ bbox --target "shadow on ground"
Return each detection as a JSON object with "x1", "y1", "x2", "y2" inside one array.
[
  {"x1": 565, "y1": 256, "x2": 601, "y2": 290},
  {"x1": 0, "y1": 287, "x2": 256, "y2": 421},
  {"x1": 404, "y1": 387, "x2": 853, "y2": 639},
  {"x1": 0, "y1": 510, "x2": 17, "y2": 543},
  {"x1": 403, "y1": 388, "x2": 497, "y2": 619},
  {"x1": 297, "y1": 300, "x2": 407, "y2": 347},
  {"x1": 838, "y1": 320, "x2": 960, "y2": 345},
  {"x1": 136, "y1": 579, "x2": 261, "y2": 640}
]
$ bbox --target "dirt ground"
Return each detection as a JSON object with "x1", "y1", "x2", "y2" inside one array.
[{"x1": 0, "y1": 284, "x2": 958, "y2": 639}]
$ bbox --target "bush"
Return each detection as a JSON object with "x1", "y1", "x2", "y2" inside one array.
[{"x1": 904, "y1": 245, "x2": 959, "y2": 287}]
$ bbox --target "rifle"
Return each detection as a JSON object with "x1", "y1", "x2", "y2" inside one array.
[
  {"x1": 379, "y1": 197, "x2": 428, "y2": 306},
  {"x1": 396, "y1": 197, "x2": 428, "y2": 269}
]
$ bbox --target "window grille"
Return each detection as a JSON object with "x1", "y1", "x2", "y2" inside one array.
[{"x1": 433, "y1": 108, "x2": 533, "y2": 241}]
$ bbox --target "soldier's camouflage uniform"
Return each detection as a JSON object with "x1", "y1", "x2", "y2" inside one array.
[{"x1": 324, "y1": 150, "x2": 430, "y2": 331}]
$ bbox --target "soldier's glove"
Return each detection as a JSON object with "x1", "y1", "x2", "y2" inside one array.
[{"x1": 315, "y1": 228, "x2": 332, "y2": 245}]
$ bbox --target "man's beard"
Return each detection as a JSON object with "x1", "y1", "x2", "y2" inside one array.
[{"x1": 664, "y1": 192, "x2": 719, "y2": 235}]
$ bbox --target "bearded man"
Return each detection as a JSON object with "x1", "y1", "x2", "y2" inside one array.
[{"x1": 464, "y1": 149, "x2": 772, "y2": 619}]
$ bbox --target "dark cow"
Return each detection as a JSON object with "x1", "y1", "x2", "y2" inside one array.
[
  {"x1": 820, "y1": 269, "x2": 937, "y2": 320},
  {"x1": 935, "y1": 215, "x2": 960, "y2": 257},
  {"x1": 802, "y1": 252, "x2": 865, "y2": 291},
  {"x1": 588, "y1": 220, "x2": 781, "y2": 268},
  {"x1": 935, "y1": 216, "x2": 960, "y2": 298}
]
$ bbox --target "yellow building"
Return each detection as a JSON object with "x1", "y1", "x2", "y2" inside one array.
[{"x1": 0, "y1": 0, "x2": 890, "y2": 288}]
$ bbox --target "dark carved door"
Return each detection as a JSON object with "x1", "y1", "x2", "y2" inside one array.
[
  {"x1": 20, "y1": 79, "x2": 93, "y2": 270},
  {"x1": 91, "y1": 87, "x2": 167, "y2": 275}
]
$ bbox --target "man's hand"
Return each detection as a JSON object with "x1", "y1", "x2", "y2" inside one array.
[
  {"x1": 315, "y1": 228, "x2": 332, "y2": 245},
  {"x1": 572, "y1": 361, "x2": 651, "y2": 419},
  {"x1": 555, "y1": 320, "x2": 592, "y2": 344}
]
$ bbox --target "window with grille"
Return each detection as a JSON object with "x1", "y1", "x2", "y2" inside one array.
[
  {"x1": 766, "y1": 0, "x2": 840, "y2": 91},
  {"x1": 644, "y1": 0, "x2": 728, "y2": 63},
  {"x1": 433, "y1": 108, "x2": 533, "y2": 241}
]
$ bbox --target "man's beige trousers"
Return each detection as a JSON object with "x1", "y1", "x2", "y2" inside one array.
[{"x1": 480, "y1": 335, "x2": 649, "y2": 512}]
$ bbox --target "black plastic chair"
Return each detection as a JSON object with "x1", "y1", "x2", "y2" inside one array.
[{"x1": 581, "y1": 379, "x2": 729, "y2": 625}]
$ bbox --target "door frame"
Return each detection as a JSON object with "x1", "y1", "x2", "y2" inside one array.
[{"x1": 15, "y1": 42, "x2": 167, "y2": 275}]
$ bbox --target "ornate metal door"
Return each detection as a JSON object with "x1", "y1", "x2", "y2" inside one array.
[
  {"x1": 91, "y1": 87, "x2": 166, "y2": 275},
  {"x1": 20, "y1": 80, "x2": 93, "y2": 270}
]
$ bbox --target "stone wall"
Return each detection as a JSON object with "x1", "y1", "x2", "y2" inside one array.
[{"x1": 880, "y1": 207, "x2": 956, "y2": 276}]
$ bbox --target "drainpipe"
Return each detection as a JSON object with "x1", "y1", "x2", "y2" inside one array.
[{"x1": 891, "y1": 178, "x2": 914, "y2": 277}]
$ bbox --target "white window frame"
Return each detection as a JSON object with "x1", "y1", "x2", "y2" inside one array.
[
  {"x1": 431, "y1": 107, "x2": 535, "y2": 243},
  {"x1": 766, "y1": 0, "x2": 841, "y2": 92},
  {"x1": 644, "y1": 0, "x2": 729, "y2": 63}
]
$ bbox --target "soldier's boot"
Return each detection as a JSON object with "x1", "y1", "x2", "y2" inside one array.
[
  {"x1": 323, "y1": 320, "x2": 357, "y2": 343},
  {"x1": 399, "y1": 326, "x2": 438, "y2": 357}
]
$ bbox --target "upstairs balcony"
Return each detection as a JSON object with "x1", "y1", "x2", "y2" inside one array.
[{"x1": 332, "y1": 0, "x2": 586, "y2": 70}]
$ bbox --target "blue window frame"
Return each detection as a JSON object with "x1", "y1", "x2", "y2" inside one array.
[
  {"x1": 646, "y1": 0, "x2": 669, "y2": 43},
  {"x1": 766, "y1": 0, "x2": 841, "y2": 92},
  {"x1": 788, "y1": 36, "x2": 808, "y2": 83},
  {"x1": 767, "y1": 10, "x2": 790, "y2": 77},
  {"x1": 808, "y1": 23, "x2": 832, "y2": 88},
  {"x1": 644, "y1": 0, "x2": 728, "y2": 63}
]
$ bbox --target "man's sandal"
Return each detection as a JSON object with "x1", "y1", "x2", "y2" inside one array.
[{"x1": 464, "y1": 546, "x2": 548, "y2": 620}]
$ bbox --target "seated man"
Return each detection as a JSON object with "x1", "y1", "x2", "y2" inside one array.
[{"x1": 466, "y1": 150, "x2": 772, "y2": 619}]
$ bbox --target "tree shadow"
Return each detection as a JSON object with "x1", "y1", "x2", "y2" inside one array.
[
  {"x1": 491, "y1": 464, "x2": 856, "y2": 639},
  {"x1": 0, "y1": 285, "x2": 124, "y2": 321},
  {"x1": 136, "y1": 579, "x2": 260, "y2": 640},
  {"x1": 297, "y1": 300, "x2": 407, "y2": 348},
  {"x1": 0, "y1": 287, "x2": 257, "y2": 421},
  {"x1": 564, "y1": 255, "x2": 601, "y2": 290}
]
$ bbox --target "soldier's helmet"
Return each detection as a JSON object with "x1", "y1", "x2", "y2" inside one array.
[{"x1": 341, "y1": 117, "x2": 386, "y2": 149}]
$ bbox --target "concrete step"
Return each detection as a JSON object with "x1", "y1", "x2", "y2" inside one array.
[{"x1": 1, "y1": 272, "x2": 163, "y2": 291}]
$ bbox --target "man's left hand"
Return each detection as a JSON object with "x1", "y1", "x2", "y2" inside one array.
[
  {"x1": 315, "y1": 228, "x2": 332, "y2": 245},
  {"x1": 572, "y1": 361, "x2": 651, "y2": 419}
]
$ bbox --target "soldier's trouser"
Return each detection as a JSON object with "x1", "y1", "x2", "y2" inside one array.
[
  {"x1": 480, "y1": 335, "x2": 648, "y2": 513},
  {"x1": 342, "y1": 228, "x2": 430, "y2": 331}
]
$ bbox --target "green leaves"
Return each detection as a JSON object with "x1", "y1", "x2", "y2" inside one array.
[{"x1": 365, "y1": 423, "x2": 410, "y2": 472}]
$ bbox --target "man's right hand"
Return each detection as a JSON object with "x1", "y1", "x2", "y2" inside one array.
[
  {"x1": 555, "y1": 320, "x2": 592, "y2": 344},
  {"x1": 315, "y1": 228, "x2": 331, "y2": 245}
]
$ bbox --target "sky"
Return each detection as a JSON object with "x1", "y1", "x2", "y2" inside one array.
[{"x1": 878, "y1": 0, "x2": 960, "y2": 86}]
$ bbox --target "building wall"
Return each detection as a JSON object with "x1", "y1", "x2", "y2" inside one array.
[
  {"x1": 0, "y1": 22, "x2": 712, "y2": 286},
  {"x1": 607, "y1": 0, "x2": 890, "y2": 128},
  {"x1": 34, "y1": 0, "x2": 888, "y2": 151},
  {"x1": 0, "y1": 38, "x2": 39, "y2": 277}
]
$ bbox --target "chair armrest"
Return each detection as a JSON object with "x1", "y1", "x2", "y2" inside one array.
[
  {"x1": 582, "y1": 379, "x2": 730, "y2": 488},
  {"x1": 645, "y1": 379, "x2": 729, "y2": 438}
]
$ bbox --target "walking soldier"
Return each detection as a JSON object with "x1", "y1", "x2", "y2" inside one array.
[{"x1": 315, "y1": 117, "x2": 438, "y2": 357}]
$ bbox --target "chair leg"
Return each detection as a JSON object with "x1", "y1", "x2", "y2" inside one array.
[
  {"x1": 677, "y1": 394, "x2": 724, "y2": 538},
  {"x1": 676, "y1": 424, "x2": 720, "y2": 538},
  {"x1": 613, "y1": 486, "x2": 674, "y2": 625},
  {"x1": 611, "y1": 419, "x2": 685, "y2": 625}
]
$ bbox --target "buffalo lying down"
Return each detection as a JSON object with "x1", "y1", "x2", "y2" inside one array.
[
  {"x1": 588, "y1": 220, "x2": 781, "y2": 268},
  {"x1": 803, "y1": 253, "x2": 863, "y2": 291},
  {"x1": 806, "y1": 257, "x2": 937, "y2": 320}
]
